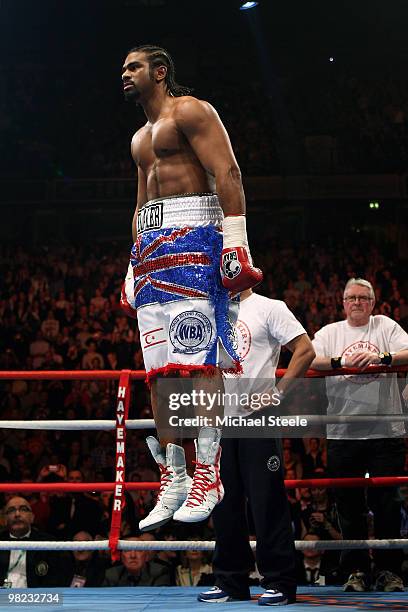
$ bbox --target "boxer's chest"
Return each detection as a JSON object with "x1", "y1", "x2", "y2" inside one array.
[{"x1": 139, "y1": 118, "x2": 187, "y2": 162}]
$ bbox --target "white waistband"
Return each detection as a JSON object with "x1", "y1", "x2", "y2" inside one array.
[{"x1": 137, "y1": 193, "x2": 223, "y2": 234}]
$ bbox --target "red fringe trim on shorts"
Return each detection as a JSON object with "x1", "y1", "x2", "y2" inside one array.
[{"x1": 145, "y1": 361, "x2": 242, "y2": 387}]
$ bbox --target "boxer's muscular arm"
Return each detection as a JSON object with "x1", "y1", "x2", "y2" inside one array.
[
  {"x1": 176, "y1": 98, "x2": 263, "y2": 294},
  {"x1": 131, "y1": 133, "x2": 148, "y2": 242},
  {"x1": 175, "y1": 98, "x2": 245, "y2": 216}
]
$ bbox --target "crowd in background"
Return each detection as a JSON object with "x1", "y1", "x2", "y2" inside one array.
[
  {"x1": 0, "y1": 240, "x2": 407, "y2": 375},
  {"x1": 1, "y1": 65, "x2": 408, "y2": 178},
  {"x1": 0, "y1": 237, "x2": 407, "y2": 585},
  {"x1": 1, "y1": 45, "x2": 408, "y2": 590}
]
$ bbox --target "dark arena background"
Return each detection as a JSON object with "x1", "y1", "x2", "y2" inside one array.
[{"x1": 0, "y1": 1, "x2": 408, "y2": 610}]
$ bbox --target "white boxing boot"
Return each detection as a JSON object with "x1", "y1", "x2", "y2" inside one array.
[
  {"x1": 173, "y1": 427, "x2": 224, "y2": 523},
  {"x1": 139, "y1": 437, "x2": 192, "y2": 532}
]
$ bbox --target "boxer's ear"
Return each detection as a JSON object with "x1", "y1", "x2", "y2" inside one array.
[{"x1": 155, "y1": 65, "x2": 167, "y2": 84}]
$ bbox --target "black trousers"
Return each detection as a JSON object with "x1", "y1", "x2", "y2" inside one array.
[
  {"x1": 328, "y1": 438, "x2": 406, "y2": 578},
  {"x1": 212, "y1": 437, "x2": 297, "y2": 599}
]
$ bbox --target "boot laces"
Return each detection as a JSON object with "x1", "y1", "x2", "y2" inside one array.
[
  {"x1": 157, "y1": 463, "x2": 173, "y2": 501},
  {"x1": 185, "y1": 461, "x2": 214, "y2": 507}
]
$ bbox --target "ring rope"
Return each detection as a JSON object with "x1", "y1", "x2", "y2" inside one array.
[
  {"x1": 0, "y1": 364, "x2": 406, "y2": 381},
  {"x1": 0, "y1": 420, "x2": 155, "y2": 430},
  {"x1": 1, "y1": 367, "x2": 407, "y2": 560},
  {"x1": 1, "y1": 476, "x2": 408, "y2": 493},
  {"x1": 0, "y1": 539, "x2": 407, "y2": 552},
  {"x1": 2, "y1": 414, "x2": 408, "y2": 431}
]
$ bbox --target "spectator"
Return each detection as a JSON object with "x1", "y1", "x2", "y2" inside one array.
[
  {"x1": 66, "y1": 440, "x2": 83, "y2": 472},
  {"x1": 10, "y1": 452, "x2": 30, "y2": 482},
  {"x1": 296, "y1": 533, "x2": 322, "y2": 585},
  {"x1": 129, "y1": 448, "x2": 157, "y2": 484},
  {"x1": 98, "y1": 492, "x2": 113, "y2": 534},
  {"x1": 37, "y1": 464, "x2": 67, "y2": 483},
  {"x1": 0, "y1": 496, "x2": 68, "y2": 587},
  {"x1": 90, "y1": 288, "x2": 107, "y2": 313},
  {"x1": 102, "y1": 536, "x2": 173, "y2": 586},
  {"x1": 80, "y1": 454, "x2": 96, "y2": 483},
  {"x1": 41, "y1": 311, "x2": 60, "y2": 341},
  {"x1": 91, "y1": 432, "x2": 115, "y2": 480},
  {"x1": 311, "y1": 277, "x2": 408, "y2": 592},
  {"x1": 29, "y1": 332, "x2": 50, "y2": 369},
  {"x1": 47, "y1": 470, "x2": 103, "y2": 538},
  {"x1": 106, "y1": 351, "x2": 119, "y2": 370},
  {"x1": 283, "y1": 447, "x2": 303, "y2": 480},
  {"x1": 67, "y1": 531, "x2": 106, "y2": 587},
  {"x1": 30, "y1": 492, "x2": 51, "y2": 533},
  {"x1": 153, "y1": 527, "x2": 179, "y2": 585},
  {"x1": 303, "y1": 438, "x2": 325, "y2": 478},
  {"x1": 301, "y1": 477, "x2": 342, "y2": 542},
  {"x1": 41, "y1": 347, "x2": 63, "y2": 370},
  {"x1": 81, "y1": 340, "x2": 104, "y2": 370},
  {"x1": 176, "y1": 549, "x2": 214, "y2": 586}
]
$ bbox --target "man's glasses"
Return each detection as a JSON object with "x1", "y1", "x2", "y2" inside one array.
[
  {"x1": 343, "y1": 295, "x2": 372, "y2": 303},
  {"x1": 5, "y1": 505, "x2": 32, "y2": 515}
]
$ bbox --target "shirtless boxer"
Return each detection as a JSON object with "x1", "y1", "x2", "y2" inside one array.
[{"x1": 120, "y1": 45, "x2": 262, "y2": 531}]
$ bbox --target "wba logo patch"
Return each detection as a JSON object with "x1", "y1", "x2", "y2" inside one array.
[{"x1": 169, "y1": 311, "x2": 213, "y2": 354}]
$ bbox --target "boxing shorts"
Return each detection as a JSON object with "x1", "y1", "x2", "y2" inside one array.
[{"x1": 121, "y1": 193, "x2": 241, "y2": 382}]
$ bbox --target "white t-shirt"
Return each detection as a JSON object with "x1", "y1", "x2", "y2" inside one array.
[
  {"x1": 224, "y1": 293, "x2": 306, "y2": 416},
  {"x1": 312, "y1": 315, "x2": 408, "y2": 439}
]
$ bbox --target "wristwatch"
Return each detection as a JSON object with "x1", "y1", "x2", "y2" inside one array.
[
  {"x1": 378, "y1": 352, "x2": 392, "y2": 366},
  {"x1": 331, "y1": 357, "x2": 342, "y2": 369}
]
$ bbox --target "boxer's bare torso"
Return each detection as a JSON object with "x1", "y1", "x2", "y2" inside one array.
[
  {"x1": 122, "y1": 50, "x2": 244, "y2": 241},
  {"x1": 131, "y1": 96, "x2": 215, "y2": 205}
]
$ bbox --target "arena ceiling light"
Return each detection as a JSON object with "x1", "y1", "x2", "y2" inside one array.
[{"x1": 240, "y1": 1, "x2": 259, "y2": 10}]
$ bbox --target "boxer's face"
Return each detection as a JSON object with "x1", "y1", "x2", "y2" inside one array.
[{"x1": 122, "y1": 52, "x2": 153, "y2": 102}]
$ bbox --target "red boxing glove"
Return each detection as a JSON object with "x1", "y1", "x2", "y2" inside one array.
[
  {"x1": 220, "y1": 215, "x2": 263, "y2": 294},
  {"x1": 221, "y1": 246, "x2": 263, "y2": 293}
]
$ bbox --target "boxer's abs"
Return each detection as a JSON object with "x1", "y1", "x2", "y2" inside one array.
[{"x1": 142, "y1": 154, "x2": 215, "y2": 206}]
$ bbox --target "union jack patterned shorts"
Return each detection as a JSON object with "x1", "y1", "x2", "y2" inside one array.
[{"x1": 121, "y1": 194, "x2": 241, "y2": 380}]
